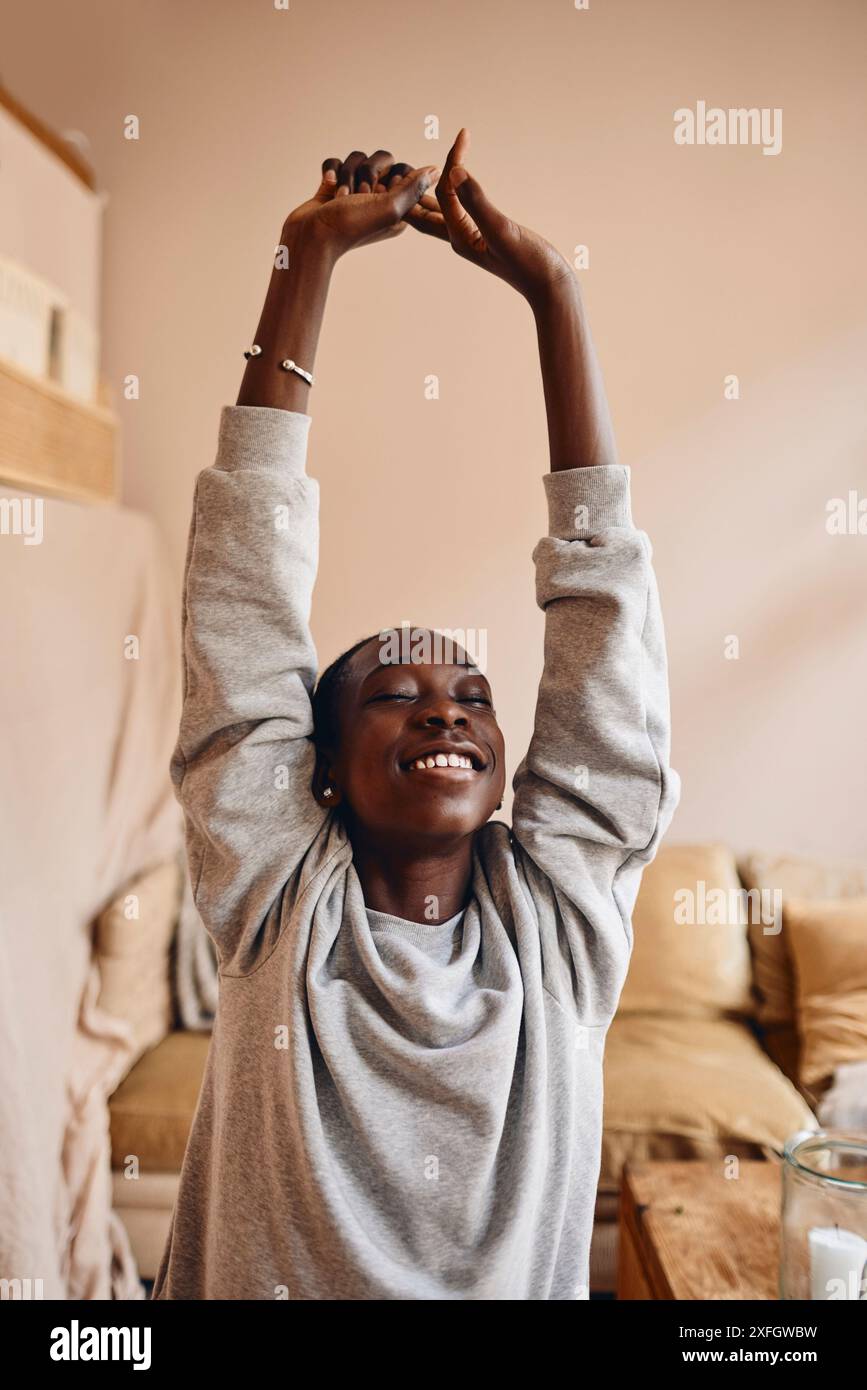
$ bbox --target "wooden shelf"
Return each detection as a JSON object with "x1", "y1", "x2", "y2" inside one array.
[
  {"x1": 0, "y1": 357, "x2": 118, "y2": 502},
  {"x1": 0, "y1": 82, "x2": 96, "y2": 190}
]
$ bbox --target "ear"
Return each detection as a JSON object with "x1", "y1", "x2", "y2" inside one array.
[{"x1": 312, "y1": 749, "x2": 342, "y2": 808}]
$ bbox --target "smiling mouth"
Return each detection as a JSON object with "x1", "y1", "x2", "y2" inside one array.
[{"x1": 400, "y1": 746, "x2": 486, "y2": 774}]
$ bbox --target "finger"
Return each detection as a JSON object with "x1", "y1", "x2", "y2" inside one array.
[
  {"x1": 403, "y1": 202, "x2": 450, "y2": 240},
  {"x1": 450, "y1": 167, "x2": 511, "y2": 252},
  {"x1": 435, "y1": 149, "x2": 483, "y2": 255},
  {"x1": 434, "y1": 128, "x2": 482, "y2": 251},
  {"x1": 358, "y1": 149, "x2": 393, "y2": 193},
  {"x1": 435, "y1": 127, "x2": 471, "y2": 209},
  {"x1": 385, "y1": 165, "x2": 441, "y2": 224},
  {"x1": 384, "y1": 162, "x2": 411, "y2": 188},
  {"x1": 316, "y1": 158, "x2": 340, "y2": 201},
  {"x1": 337, "y1": 150, "x2": 367, "y2": 195}
]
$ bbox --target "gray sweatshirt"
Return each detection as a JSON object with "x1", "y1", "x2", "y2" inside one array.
[{"x1": 151, "y1": 405, "x2": 680, "y2": 1301}]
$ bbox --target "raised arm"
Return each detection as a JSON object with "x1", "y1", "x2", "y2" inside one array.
[
  {"x1": 408, "y1": 127, "x2": 617, "y2": 474},
  {"x1": 511, "y1": 466, "x2": 680, "y2": 1022},
  {"x1": 174, "y1": 153, "x2": 438, "y2": 971},
  {"x1": 408, "y1": 131, "x2": 681, "y2": 1018}
]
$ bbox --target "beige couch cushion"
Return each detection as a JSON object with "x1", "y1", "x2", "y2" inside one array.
[
  {"x1": 784, "y1": 896, "x2": 867, "y2": 1089},
  {"x1": 600, "y1": 1013, "x2": 816, "y2": 1195},
  {"x1": 740, "y1": 852, "x2": 867, "y2": 1028},
  {"x1": 95, "y1": 858, "x2": 182, "y2": 1067},
  {"x1": 619, "y1": 844, "x2": 753, "y2": 1018},
  {"x1": 109, "y1": 1029, "x2": 211, "y2": 1171},
  {"x1": 739, "y1": 852, "x2": 867, "y2": 1087}
]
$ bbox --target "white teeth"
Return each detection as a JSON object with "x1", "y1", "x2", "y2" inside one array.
[{"x1": 409, "y1": 753, "x2": 477, "y2": 771}]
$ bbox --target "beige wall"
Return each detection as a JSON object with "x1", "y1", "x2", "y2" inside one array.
[{"x1": 7, "y1": 0, "x2": 867, "y2": 856}]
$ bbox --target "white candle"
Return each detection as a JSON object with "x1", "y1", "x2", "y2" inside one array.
[{"x1": 808, "y1": 1226, "x2": 867, "y2": 1300}]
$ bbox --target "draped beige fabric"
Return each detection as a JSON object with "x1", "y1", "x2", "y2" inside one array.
[{"x1": 0, "y1": 485, "x2": 181, "y2": 1298}]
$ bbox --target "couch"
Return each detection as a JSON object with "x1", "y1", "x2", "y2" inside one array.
[{"x1": 106, "y1": 841, "x2": 867, "y2": 1295}]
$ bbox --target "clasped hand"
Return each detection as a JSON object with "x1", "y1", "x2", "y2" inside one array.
[{"x1": 285, "y1": 129, "x2": 573, "y2": 305}]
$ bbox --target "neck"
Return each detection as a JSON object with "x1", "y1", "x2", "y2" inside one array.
[{"x1": 347, "y1": 822, "x2": 475, "y2": 925}]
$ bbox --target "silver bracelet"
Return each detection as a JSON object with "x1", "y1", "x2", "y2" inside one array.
[
  {"x1": 242, "y1": 344, "x2": 314, "y2": 386},
  {"x1": 280, "y1": 358, "x2": 314, "y2": 385}
]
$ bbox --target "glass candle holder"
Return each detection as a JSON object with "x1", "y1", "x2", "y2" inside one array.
[{"x1": 780, "y1": 1129, "x2": 867, "y2": 1300}]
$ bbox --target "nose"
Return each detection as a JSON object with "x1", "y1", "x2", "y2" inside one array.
[{"x1": 417, "y1": 698, "x2": 468, "y2": 729}]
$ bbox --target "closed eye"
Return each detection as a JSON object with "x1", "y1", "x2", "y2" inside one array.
[{"x1": 367, "y1": 689, "x2": 493, "y2": 708}]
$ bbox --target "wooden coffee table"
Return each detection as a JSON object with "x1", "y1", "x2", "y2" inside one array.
[{"x1": 617, "y1": 1160, "x2": 782, "y2": 1300}]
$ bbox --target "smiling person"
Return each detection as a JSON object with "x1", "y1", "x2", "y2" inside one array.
[{"x1": 151, "y1": 134, "x2": 681, "y2": 1302}]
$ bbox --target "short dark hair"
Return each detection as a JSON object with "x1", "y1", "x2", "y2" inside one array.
[{"x1": 310, "y1": 630, "x2": 382, "y2": 754}]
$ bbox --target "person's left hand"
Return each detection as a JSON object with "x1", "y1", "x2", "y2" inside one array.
[{"x1": 404, "y1": 128, "x2": 573, "y2": 304}]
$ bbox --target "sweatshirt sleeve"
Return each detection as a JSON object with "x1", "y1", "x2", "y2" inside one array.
[
  {"x1": 511, "y1": 464, "x2": 681, "y2": 1023},
  {"x1": 170, "y1": 405, "x2": 328, "y2": 968}
]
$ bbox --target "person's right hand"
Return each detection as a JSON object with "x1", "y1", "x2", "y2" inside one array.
[{"x1": 284, "y1": 150, "x2": 440, "y2": 259}]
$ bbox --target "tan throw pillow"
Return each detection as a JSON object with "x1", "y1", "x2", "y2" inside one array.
[
  {"x1": 94, "y1": 859, "x2": 182, "y2": 1067},
  {"x1": 784, "y1": 896, "x2": 867, "y2": 1089},
  {"x1": 739, "y1": 852, "x2": 867, "y2": 1029},
  {"x1": 619, "y1": 844, "x2": 753, "y2": 1018}
]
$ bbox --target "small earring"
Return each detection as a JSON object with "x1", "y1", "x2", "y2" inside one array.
[
  {"x1": 496, "y1": 800, "x2": 503, "y2": 809},
  {"x1": 323, "y1": 787, "x2": 333, "y2": 798}
]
